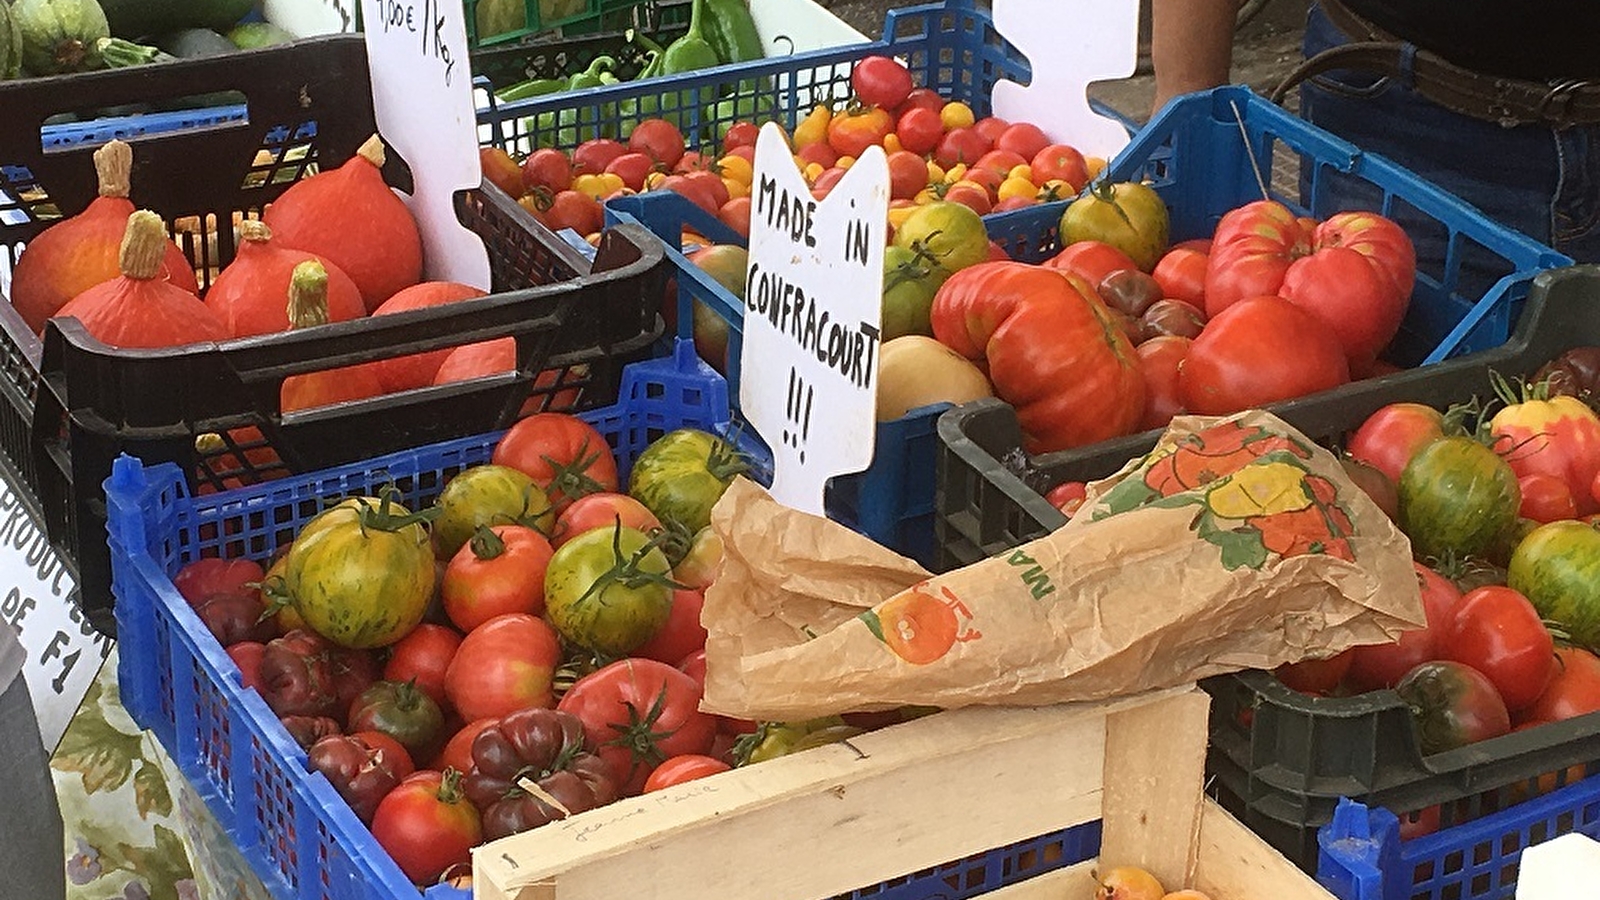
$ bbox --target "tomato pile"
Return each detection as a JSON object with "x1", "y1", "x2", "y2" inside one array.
[
  {"x1": 1046, "y1": 348, "x2": 1600, "y2": 839},
  {"x1": 175, "y1": 411, "x2": 932, "y2": 887}
]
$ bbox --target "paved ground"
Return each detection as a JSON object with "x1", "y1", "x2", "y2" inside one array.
[{"x1": 820, "y1": 0, "x2": 1312, "y2": 124}]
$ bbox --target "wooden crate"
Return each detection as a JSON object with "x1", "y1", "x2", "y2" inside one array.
[{"x1": 472, "y1": 685, "x2": 1335, "y2": 900}]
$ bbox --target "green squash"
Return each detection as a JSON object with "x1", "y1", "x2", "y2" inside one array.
[
  {"x1": 2, "y1": 2, "x2": 25, "y2": 79},
  {"x1": 14, "y1": 0, "x2": 110, "y2": 75}
]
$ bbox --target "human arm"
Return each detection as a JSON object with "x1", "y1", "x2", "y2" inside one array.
[{"x1": 1149, "y1": 0, "x2": 1238, "y2": 114}]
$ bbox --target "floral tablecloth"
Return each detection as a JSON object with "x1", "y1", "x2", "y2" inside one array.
[{"x1": 51, "y1": 650, "x2": 274, "y2": 900}]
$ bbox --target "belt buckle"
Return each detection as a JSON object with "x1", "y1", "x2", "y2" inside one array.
[{"x1": 1535, "y1": 79, "x2": 1597, "y2": 128}]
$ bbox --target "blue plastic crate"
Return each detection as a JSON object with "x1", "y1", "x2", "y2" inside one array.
[
  {"x1": 1317, "y1": 780, "x2": 1600, "y2": 900},
  {"x1": 103, "y1": 342, "x2": 1098, "y2": 900},
  {"x1": 986, "y1": 87, "x2": 1572, "y2": 366},
  {"x1": 478, "y1": 0, "x2": 1027, "y2": 156},
  {"x1": 607, "y1": 189, "x2": 946, "y2": 568}
]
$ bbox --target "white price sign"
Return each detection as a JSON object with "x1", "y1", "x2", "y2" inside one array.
[
  {"x1": 0, "y1": 482, "x2": 109, "y2": 752},
  {"x1": 989, "y1": 0, "x2": 1138, "y2": 160},
  {"x1": 361, "y1": 0, "x2": 492, "y2": 289},
  {"x1": 740, "y1": 123, "x2": 889, "y2": 514}
]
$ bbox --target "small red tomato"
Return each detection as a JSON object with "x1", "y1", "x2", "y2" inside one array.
[
  {"x1": 895, "y1": 106, "x2": 944, "y2": 156},
  {"x1": 1522, "y1": 646, "x2": 1600, "y2": 724},
  {"x1": 724, "y1": 144, "x2": 756, "y2": 164},
  {"x1": 432, "y1": 718, "x2": 497, "y2": 775},
  {"x1": 1044, "y1": 240, "x2": 1139, "y2": 286},
  {"x1": 370, "y1": 770, "x2": 483, "y2": 886},
  {"x1": 383, "y1": 624, "x2": 463, "y2": 711},
  {"x1": 887, "y1": 150, "x2": 930, "y2": 200},
  {"x1": 642, "y1": 754, "x2": 732, "y2": 792},
  {"x1": 227, "y1": 641, "x2": 268, "y2": 693},
  {"x1": 986, "y1": 240, "x2": 1012, "y2": 261},
  {"x1": 539, "y1": 190, "x2": 604, "y2": 236},
  {"x1": 174, "y1": 557, "x2": 265, "y2": 609},
  {"x1": 943, "y1": 182, "x2": 991, "y2": 215},
  {"x1": 1136, "y1": 335, "x2": 1191, "y2": 431},
  {"x1": 827, "y1": 106, "x2": 893, "y2": 159},
  {"x1": 992, "y1": 195, "x2": 1035, "y2": 213},
  {"x1": 718, "y1": 197, "x2": 752, "y2": 239},
  {"x1": 571, "y1": 139, "x2": 626, "y2": 177},
  {"x1": 1518, "y1": 472, "x2": 1579, "y2": 523},
  {"x1": 1045, "y1": 481, "x2": 1089, "y2": 515},
  {"x1": 1347, "y1": 402, "x2": 1446, "y2": 485},
  {"x1": 722, "y1": 122, "x2": 760, "y2": 153},
  {"x1": 894, "y1": 87, "x2": 945, "y2": 117},
  {"x1": 973, "y1": 149, "x2": 1028, "y2": 178},
  {"x1": 628, "y1": 118, "x2": 687, "y2": 167},
  {"x1": 673, "y1": 151, "x2": 710, "y2": 174},
  {"x1": 442, "y1": 525, "x2": 556, "y2": 631},
  {"x1": 1275, "y1": 650, "x2": 1354, "y2": 694},
  {"x1": 521, "y1": 148, "x2": 573, "y2": 193},
  {"x1": 554, "y1": 492, "x2": 662, "y2": 548},
  {"x1": 1030, "y1": 144, "x2": 1089, "y2": 192},
  {"x1": 851, "y1": 55, "x2": 914, "y2": 109},
  {"x1": 795, "y1": 141, "x2": 839, "y2": 170},
  {"x1": 993, "y1": 122, "x2": 1050, "y2": 161},
  {"x1": 1151, "y1": 246, "x2": 1208, "y2": 308},
  {"x1": 811, "y1": 166, "x2": 847, "y2": 198},
  {"x1": 972, "y1": 116, "x2": 1010, "y2": 147},
  {"x1": 1345, "y1": 563, "x2": 1461, "y2": 693},
  {"x1": 934, "y1": 128, "x2": 991, "y2": 169},
  {"x1": 1440, "y1": 585, "x2": 1555, "y2": 713},
  {"x1": 605, "y1": 151, "x2": 658, "y2": 192},
  {"x1": 632, "y1": 589, "x2": 709, "y2": 665},
  {"x1": 1142, "y1": 299, "x2": 1208, "y2": 340}
]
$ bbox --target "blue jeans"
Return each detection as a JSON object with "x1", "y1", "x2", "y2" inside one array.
[
  {"x1": 0, "y1": 676, "x2": 65, "y2": 898},
  {"x1": 1298, "y1": 3, "x2": 1600, "y2": 267}
]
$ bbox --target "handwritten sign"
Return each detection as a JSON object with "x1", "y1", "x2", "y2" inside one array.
[
  {"x1": 361, "y1": 0, "x2": 492, "y2": 289},
  {"x1": 0, "y1": 483, "x2": 110, "y2": 752},
  {"x1": 740, "y1": 123, "x2": 889, "y2": 515},
  {"x1": 989, "y1": 0, "x2": 1138, "y2": 160},
  {"x1": 263, "y1": 0, "x2": 360, "y2": 36}
]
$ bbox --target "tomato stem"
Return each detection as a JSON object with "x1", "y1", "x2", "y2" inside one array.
[{"x1": 469, "y1": 524, "x2": 508, "y2": 560}]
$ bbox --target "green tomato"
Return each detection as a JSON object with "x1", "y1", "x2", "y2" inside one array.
[
  {"x1": 629, "y1": 429, "x2": 746, "y2": 535},
  {"x1": 1059, "y1": 180, "x2": 1170, "y2": 272},
  {"x1": 880, "y1": 244, "x2": 947, "y2": 341},
  {"x1": 892, "y1": 201, "x2": 989, "y2": 277},
  {"x1": 544, "y1": 524, "x2": 673, "y2": 656}
]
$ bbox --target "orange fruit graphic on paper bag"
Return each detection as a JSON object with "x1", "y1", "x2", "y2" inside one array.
[{"x1": 864, "y1": 589, "x2": 960, "y2": 664}]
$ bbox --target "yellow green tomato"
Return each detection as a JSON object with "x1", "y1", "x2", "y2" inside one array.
[
  {"x1": 544, "y1": 524, "x2": 672, "y2": 656},
  {"x1": 285, "y1": 500, "x2": 436, "y2": 649}
]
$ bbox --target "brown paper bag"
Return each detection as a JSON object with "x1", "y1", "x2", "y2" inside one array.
[{"x1": 702, "y1": 410, "x2": 1425, "y2": 721}]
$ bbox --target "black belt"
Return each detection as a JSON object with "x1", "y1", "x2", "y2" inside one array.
[{"x1": 1269, "y1": 0, "x2": 1600, "y2": 129}]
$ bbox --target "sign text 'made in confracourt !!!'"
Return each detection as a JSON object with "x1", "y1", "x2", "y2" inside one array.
[{"x1": 741, "y1": 123, "x2": 889, "y2": 515}]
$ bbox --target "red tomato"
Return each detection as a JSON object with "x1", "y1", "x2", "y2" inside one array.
[
  {"x1": 960, "y1": 165, "x2": 1004, "y2": 198},
  {"x1": 1179, "y1": 295, "x2": 1351, "y2": 415},
  {"x1": 972, "y1": 116, "x2": 1011, "y2": 147},
  {"x1": 1395, "y1": 660, "x2": 1511, "y2": 754},
  {"x1": 491, "y1": 412, "x2": 619, "y2": 510},
  {"x1": 642, "y1": 754, "x2": 731, "y2": 792},
  {"x1": 521, "y1": 148, "x2": 572, "y2": 193},
  {"x1": 1489, "y1": 394, "x2": 1600, "y2": 517},
  {"x1": 992, "y1": 195, "x2": 1035, "y2": 213},
  {"x1": 943, "y1": 182, "x2": 991, "y2": 215},
  {"x1": 628, "y1": 118, "x2": 686, "y2": 168},
  {"x1": 441, "y1": 525, "x2": 555, "y2": 631},
  {"x1": 1518, "y1": 472, "x2": 1580, "y2": 523},
  {"x1": 605, "y1": 152, "x2": 658, "y2": 192},
  {"x1": 1141, "y1": 298, "x2": 1207, "y2": 340},
  {"x1": 1206, "y1": 201, "x2": 1415, "y2": 371},
  {"x1": 1030, "y1": 144, "x2": 1089, "y2": 192},
  {"x1": 1175, "y1": 238, "x2": 1213, "y2": 254},
  {"x1": 353, "y1": 730, "x2": 416, "y2": 780},
  {"x1": 1136, "y1": 335, "x2": 1190, "y2": 431},
  {"x1": 795, "y1": 141, "x2": 838, "y2": 171},
  {"x1": 1441, "y1": 585, "x2": 1555, "y2": 713},
  {"x1": 827, "y1": 107, "x2": 893, "y2": 159},
  {"x1": 724, "y1": 144, "x2": 756, "y2": 163},
  {"x1": 887, "y1": 150, "x2": 930, "y2": 200},
  {"x1": 554, "y1": 492, "x2": 662, "y2": 548},
  {"x1": 895, "y1": 87, "x2": 945, "y2": 117},
  {"x1": 632, "y1": 589, "x2": 708, "y2": 664},
  {"x1": 1045, "y1": 481, "x2": 1089, "y2": 515},
  {"x1": 722, "y1": 122, "x2": 760, "y2": 153},
  {"x1": 974, "y1": 149, "x2": 1027, "y2": 178},
  {"x1": 850, "y1": 55, "x2": 914, "y2": 109},
  {"x1": 443, "y1": 613, "x2": 561, "y2": 722},
  {"x1": 934, "y1": 128, "x2": 992, "y2": 169},
  {"x1": 1044, "y1": 240, "x2": 1138, "y2": 287},
  {"x1": 538, "y1": 190, "x2": 604, "y2": 236},
  {"x1": 556, "y1": 658, "x2": 718, "y2": 795},
  {"x1": 895, "y1": 106, "x2": 944, "y2": 156},
  {"x1": 1397, "y1": 805, "x2": 1441, "y2": 841},
  {"x1": 571, "y1": 139, "x2": 626, "y2": 177},
  {"x1": 674, "y1": 151, "x2": 712, "y2": 174},
  {"x1": 986, "y1": 240, "x2": 1012, "y2": 261},
  {"x1": 1151, "y1": 246, "x2": 1208, "y2": 308},
  {"x1": 717, "y1": 197, "x2": 751, "y2": 239},
  {"x1": 994, "y1": 123, "x2": 1050, "y2": 161},
  {"x1": 1275, "y1": 650, "x2": 1354, "y2": 694},
  {"x1": 174, "y1": 557, "x2": 264, "y2": 608},
  {"x1": 432, "y1": 718, "x2": 496, "y2": 775},
  {"x1": 677, "y1": 649, "x2": 759, "y2": 736},
  {"x1": 370, "y1": 770, "x2": 483, "y2": 886},
  {"x1": 810, "y1": 166, "x2": 847, "y2": 199},
  {"x1": 383, "y1": 624, "x2": 463, "y2": 712},
  {"x1": 1347, "y1": 402, "x2": 1446, "y2": 485},
  {"x1": 1522, "y1": 647, "x2": 1600, "y2": 723},
  {"x1": 226, "y1": 641, "x2": 267, "y2": 693},
  {"x1": 1346, "y1": 563, "x2": 1461, "y2": 692}
]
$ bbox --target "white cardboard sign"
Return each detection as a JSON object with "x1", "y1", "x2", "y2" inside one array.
[
  {"x1": 989, "y1": 0, "x2": 1139, "y2": 161},
  {"x1": 263, "y1": 0, "x2": 359, "y2": 37},
  {"x1": 740, "y1": 123, "x2": 889, "y2": 515},
  {"x1": 0, "y1": 481, "x2": 109, "y2": 752},
  {"x1": 361, "y1": 0, "x2": 492, "y2": 289}
]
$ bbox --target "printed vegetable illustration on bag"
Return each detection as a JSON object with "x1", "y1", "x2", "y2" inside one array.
[{"x1": 701, "y1": 410, "x2": 1425, "y2": 722}]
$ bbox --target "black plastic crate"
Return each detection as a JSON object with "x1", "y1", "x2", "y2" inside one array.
[
  {"x1": 0, "y1": 36, "x2": 667, "y2": 632},
  {"x1": 933, "y1": 264, "x2": 1600, "y2": 872}
]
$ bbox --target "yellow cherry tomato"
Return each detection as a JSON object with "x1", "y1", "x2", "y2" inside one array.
[
  {"x1": 794, "y1": 105, "x2": 832, "y2": 149},
  {"x1": 837, "y1": 155, "x2": 856, "y2": 169},
  {"x1": 1085, "y1": 156, "x2": 1109, "y2": 181},
  {"x1": 572, "y1": 173, "x2": 624, "y2": 200},
  {"x1": 643, "y1": 171, "x2": 669, "y2": 191},
  {"x1": 887, "y1": 205, "x2": 917, "y2": 229},
  {"x1": 942, "y1": 162, "x2": 968, "y2": 184},
  {"x1": 1037, "y1": 178, "x2": 1075, "y2": 201},
  {"x1": 722, "y1": 176, "x2": 749, "y2": 200},
  {"x1": 803, "y1": 161, "x2": 825, "y2": 182},
  {"x1": 926, "y1": 160, "x2": 945, "y2": 183},
  {"x1": 998, "y1": 175, "x2": 1036, "y2": 201},
  {"x1": 913, "y1": 187, "x2": 941, "y2": 205},
  {"x1": 940, "y1": 101, "x2": 975, "y2": 130},
  {"x1": 882, "y1": 133, "x2": 903, "y2": 154},
  {"x1": 1008, "y1": 164, "x2": 1033, "y2": 182},
  {"x1": 717, "y1": 155, "x2": 754, "y2": 185}
]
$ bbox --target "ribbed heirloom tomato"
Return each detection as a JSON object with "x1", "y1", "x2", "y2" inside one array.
[
  {"x1": 491, "y1": 413, "x2": 619, "y2": 511},
  {"x1": 1179, "y1": 295, "x2": 1350, "y2": 415},
  {"x1": 443, "y1": 613, "x2": 562, "y2": 722},
  {"x1": 931, "y1": 262, "x2": 1145, "y2": 453},
  {"x1": 557, "y1": 658, "x2": 717, "y2": 795}
]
